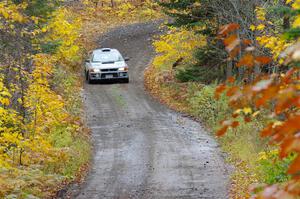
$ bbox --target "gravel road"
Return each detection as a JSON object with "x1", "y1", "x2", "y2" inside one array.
[{"x1": 76, "y1": 21, "x2": 229, "y2": 199}]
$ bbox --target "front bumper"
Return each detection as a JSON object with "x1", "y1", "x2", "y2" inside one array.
[{"x1": 89, "y1": 71, "x2": 128, "y2": 80}]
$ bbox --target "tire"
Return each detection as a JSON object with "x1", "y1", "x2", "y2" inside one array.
[
  {"x1": 123, "y1": 78, "x2": 129, "y2": 83},
  {"x1": 87, "y1": 72, "x2": 93, "y2": 84},
  {"x1": 85, "y1": 70, "x2": 88, "y2": 81}
]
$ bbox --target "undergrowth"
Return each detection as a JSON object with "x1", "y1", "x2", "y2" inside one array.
[
  {"x1": 1, "y1": 1, "x2": 163, "y2": 198},
  {"x1": 144, "y1": 64, "x2": 293, "y2": 198}
]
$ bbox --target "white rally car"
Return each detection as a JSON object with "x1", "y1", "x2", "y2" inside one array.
[{"x1": 85, "y1": 48, "x2": 129, "y2": 83}]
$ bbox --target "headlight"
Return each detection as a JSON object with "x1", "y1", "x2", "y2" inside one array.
[
  {"x1": 90, "y1": 68, "x2": 100, "y2": 72},
  {"x1": 118, "y1": 67, "x2": 128, "y2": 71}
]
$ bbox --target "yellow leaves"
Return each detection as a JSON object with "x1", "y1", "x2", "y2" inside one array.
[
  {"x1": 6, "y1": 53, "x2": 74, "y2": 168},
  {"x1": 0, "y1": 79, "x2": 11, "y2": 106},
  {"x1": 292, "y1": 0, "x2": 300, "y2": 9},
  {"x1": 255, "y1": 7, "x2": 266, "y2": 21},
  {"x1": 258, "y1": 151, "x2": 268, "y2": 161},
  {"x1": 250, "y1": 6, "x2": 293, "y2": 61},
  {"x1": 256, "y1": 36, "x2": 291, "y2": 59},
  {"x1": 45, "y1": 8, "x2": 82, "y2": 65},
  {"x1": 234, "y1": 107, "x2": 253, "y2": 115},
  {"x1": 153, "y1": 27, "x2": 206, "y2": 70},
  {"x1": 117, "y1": 3, "x2": 135, "y2": 17},
  {"x1": 0, "y1": 98, "x2": 10, "y2": 106},
  {"x1": 0, "y1": 132, "x2": 23, "y2": 148},
  {"x1": 243, "y1": 107, "x2": 252, "y2": 114},
  {"x1": 41, "y1": 27, "x2": 48, "y2": 33},
  {"x1": 0, "y1": 1, "x2": 28, "y2": 23},
  {"x1": 249, "y1": 7, "x2": 266, "y2": 31},
  {"x1": 258, "y1": 150, "x2": 279, "y2": 161},
  {"x1": 0, "y1": 90, "x2": 10, "y2": 97},
  {"x1": 256, "y1": 24, "x2": 265, "y2": 31},
  {"x1": 250, "y1": 25, "x2": 256, "y2": 31},
  {"x1": 24, "y1": 54, "x2": 69, "y2": 136},
  {"x1": 0, "y1": 3, "x2": 88, "y2": 196},
  {"x1": 293, "y1": 16, "x2": 300, "y2": 28}
]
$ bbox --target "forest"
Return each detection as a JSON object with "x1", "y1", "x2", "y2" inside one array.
[{"x1": 1, "y1": 0, "x2": 300, "y2": 198}]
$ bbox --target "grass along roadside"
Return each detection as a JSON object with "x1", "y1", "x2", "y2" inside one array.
[
  {"x1": 50, "y1": 1, "x2": 164, "y2": 198},
  {"x1": 144, "y1": 55, "x2": 293, "y2": 199},
  {"x1": 0, "y1": 5, "x2": 91, "y2": 198},
  {"x1": 0, "y1": 1, "x2": 163, "y2": 198},
  {"x1": 144, "y1": 25, "x2": 296, "y2": 198}
]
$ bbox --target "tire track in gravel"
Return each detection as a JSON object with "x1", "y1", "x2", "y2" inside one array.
[{"x1": 76, "y1": 21, "x2": 230, "y2": 199}]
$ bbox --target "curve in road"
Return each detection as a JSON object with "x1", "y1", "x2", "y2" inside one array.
[{"x1": 77, "y1": 21, "x2": 229, "y2": 199}]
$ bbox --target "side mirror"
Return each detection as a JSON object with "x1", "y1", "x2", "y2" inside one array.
[{"x1": 124, "y1": 57, "x2": 130, "y2": 61}]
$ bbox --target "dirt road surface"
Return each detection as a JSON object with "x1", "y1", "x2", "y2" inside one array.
[{"x1": 76, "y1": 21, "x2": 229, "y2": 199}]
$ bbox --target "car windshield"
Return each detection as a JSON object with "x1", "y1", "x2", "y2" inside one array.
[{"x1": 92, "y1": 52, "x2": 124, "y2": 63}]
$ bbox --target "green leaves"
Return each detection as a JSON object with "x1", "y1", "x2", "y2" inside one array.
[{"x1": 283, "y1": 27, "x2": 300, "y2": 40}]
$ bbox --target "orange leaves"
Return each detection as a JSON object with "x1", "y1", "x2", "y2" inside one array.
[
  {"x1": 288, "y1": 155, "x2": 300, "y2": 175},
  {"x1": 236, "y1": 55, "x2": 272, "y2": 68},
  {"x1": 219, "y1": 23, "x2": 240, "y2": 36},
  {"x1": 281, "y1": 138, "x2": 300, "y2": 159},
  {"x1": 216, "y1": 120, "x2": 239, "y2": 136},
  {"x1": 226, "y1": 86, "x2": 239, "y2": 97},
  {"x1": 216, "y1": 125, "x2": 229, "y2": 136},
  {"x1": 227, "y1": 76, "x2": 235, "y2": 83},
  {"x1": 232, "y1": 121, "x2": 240, "y2": 128},
  {"x1": 217, "y1": 21, "x2": 300, "y2": 196},
  {"x1": 237, "y1": 54, "x2": 255, "y2": 67},
  {"x1": 219, "y1": 23, "x2": 241, "y2": 59},
  {"x1": 255, "y1": 56, "x2": 272, "y2": 65},
  {"x1": 219, "y1": 23, "x2": 272, "y2": 68},
  {"x1": 275, "y1": 96, "x2": 300, "y2": 115},
  {"x1": 224, "y1": 35, "x2": 241, "y2": 57},
  {"x1": 243, "y1": 39, "x2": 252, "y2": 46},
  {"x1": 261, "y1": 123, "x2": 274, "y2": 137},
  {"x1": 224, "y1": 34, "x2": 238, "y2": 46},
  {"x1": 215, "y1": 83, "x2": 226, "y2": 99}
]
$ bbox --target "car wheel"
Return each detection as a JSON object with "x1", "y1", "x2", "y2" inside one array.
[
  {"x1": 85, "y1": 70, "x2": 88, "y2": 81},
  {"x1": 123, "y1": 78, "x2": 129, "y2": 83},
  {"x1": 87, "y1": 72, "x2": 93, "y2": 84}
]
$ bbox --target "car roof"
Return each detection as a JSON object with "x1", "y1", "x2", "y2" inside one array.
[{"x1": 93, "y1": 48, "x2": 120, "y2": 54}]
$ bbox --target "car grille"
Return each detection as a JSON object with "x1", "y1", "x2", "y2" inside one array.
[{"x1": 101, "y1": 68, "x2": 118, "y2": 72}]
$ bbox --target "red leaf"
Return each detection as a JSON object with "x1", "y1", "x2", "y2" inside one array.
[
  {"x1": 255, "y1": 56, "x2": 272, "y2": 65},
  {"x1": 216, "y1": 126, "x2": 229, "y2": 137},
  {"x1": 224, "y1": 34, "x2": 238, "y2": 46},
  {"x1": 228, "y1": 46, "x2": 241, "y2": 58},
  {"x1": 260, "y1": 123, "x2": 274, "y2": 137},
  {"x1": 237, "y1": 54, "x2": 255, "y2": 67},
  {"x1": 215, "y1": 84, "x2": 226, "y2": 99},
  {"x1": 227, "y1": 76, "x2": 235, "y2": 83},
  {"x1": 280, "y1": 138, "x2": 295, "y2": 158},
  {"x1": 226, "y1": 86, "x2": 239, "y2": 97},
  {"x1": 288, "y1": 155, "x2": 300, "y2": 175},
  {"x1": 232, "y1": 113, "x2": 239, "y2": 118},
  {"x1": 219, "y1": 23, "x2": 240, "y2": 36},
  {"x1": 243, "y1": 39, "x2": 252, "y2": 46},
  {"x1": 244, "y1": 116, "x2": 251, "y2": 123},
  {"x1": 282, "y1": 68, "x2": 297, "y2": 84},
  {"x1": 231, "y1": 121, "x2": 239, "y2": 128}
]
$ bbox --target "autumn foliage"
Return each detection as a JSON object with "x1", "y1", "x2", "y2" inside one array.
[
  {"x1": 216, "y1": 1, "x2": 300, "y2": 198},
  {"x1": 0, "y1": 0, "x2": 91, "y2": 197}
]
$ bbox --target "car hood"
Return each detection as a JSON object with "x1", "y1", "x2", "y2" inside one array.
[{"x1": 90, "y1": 61, "x2": 127, "y2": 69}]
